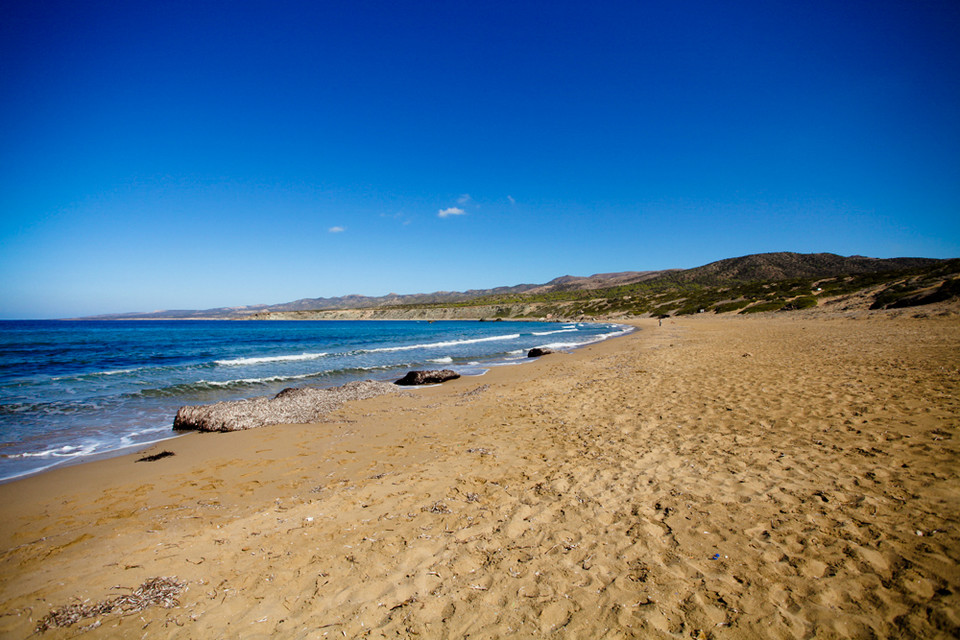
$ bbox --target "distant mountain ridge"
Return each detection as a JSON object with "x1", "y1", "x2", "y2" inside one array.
[{"x1": 79, "y1": 252, "x2": 946, "y2": 320}]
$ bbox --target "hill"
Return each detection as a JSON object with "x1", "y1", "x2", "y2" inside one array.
[
  {"x1": 671, "y1": 252, "x2": 938, "y2": 284},
  {"x1": 79, "y1": 252, "x2": 956, "y2": 321},
  {"x1": 79, "y1": 270, "x2": 676, "y2": 319}
]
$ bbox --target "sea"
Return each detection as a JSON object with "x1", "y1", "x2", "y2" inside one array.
[{"x1": 0, "y1": 319, "x2": 631, "y2": 482}]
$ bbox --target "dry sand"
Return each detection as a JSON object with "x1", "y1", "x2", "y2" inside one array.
[{"x1": 0, "y1": 312, "x2": 958, "y2": 639}]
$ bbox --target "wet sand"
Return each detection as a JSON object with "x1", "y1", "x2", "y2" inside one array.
[{"x1": 1, "y1": 312, "x2": 958, "y2": 638}]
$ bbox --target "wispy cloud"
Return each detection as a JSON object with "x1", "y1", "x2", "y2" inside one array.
[
  {"x1": 328, "y1": 226, "x2": 345, "y2": 233},
  {"x1": 507, "y1": 195, "x2": 516, "y2": 204},
  {"x1": 381, "y1": 211, "x2": 414, "y2": 226},
  {"x1": 438, "y1": 207, "x2": 466, "y2": 218},
  {"x1": 457, "y1": 193, "x2": 472, "y2": 205}
]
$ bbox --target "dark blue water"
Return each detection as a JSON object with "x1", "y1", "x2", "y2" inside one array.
[{"x1": 0, "y1": 320, "x2": 631, "y2": 481}]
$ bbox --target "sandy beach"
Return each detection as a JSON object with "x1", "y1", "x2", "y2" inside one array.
[{"x1": 1, "y1": 311, "x2": 958, "y2": 639}]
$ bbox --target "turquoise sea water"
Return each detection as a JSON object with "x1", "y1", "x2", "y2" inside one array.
[{"x1": 0, "y1": 320, "x2": 631, "y2": 481}]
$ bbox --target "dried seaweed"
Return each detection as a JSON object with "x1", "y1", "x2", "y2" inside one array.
[
  {"x1": 135, "y1": 450, "x2": 175, "y2": 463},
  {"x1": 36, "y1": 576, "x2": 185, "y2": 633}
]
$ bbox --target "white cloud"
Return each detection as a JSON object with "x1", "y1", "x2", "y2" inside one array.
[
  {"x1": 507, "y1": 195, "x2": 516, "y2": 204},
  {"x1": 438, "y1": 207, "x2": 466, "y2": 218},
  {"x1": 328, "y1": 226, "x2": 345, "y2": 233},
  {"x1": 457, "y1": 193, "x2": 472, "y2": 205}
]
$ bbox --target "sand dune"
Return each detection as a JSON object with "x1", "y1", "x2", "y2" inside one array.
[{"x1": 1, "y1": 312, "x2": 958, "y2": 638}]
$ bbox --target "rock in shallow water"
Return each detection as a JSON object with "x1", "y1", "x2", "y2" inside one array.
[
  {"x1": 394, "y1": 370, "x2": 461, "y2": 386},
  {"x1": 173, "y1": 380, "x2": 400, "y2": 432}
]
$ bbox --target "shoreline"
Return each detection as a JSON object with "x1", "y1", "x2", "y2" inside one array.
[
  {"x1": 0, "y1": 321, "x2": 626, "y2": 486},
  {"x1": 0, "y1": 320, "x2": 630, "y2": 484},
  {"x1": 1, "y1": 313, "x2": 958, "y2": 638}
]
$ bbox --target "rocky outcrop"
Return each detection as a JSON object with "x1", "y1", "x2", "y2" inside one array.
[
  {"x1": 527, "y1": 348, "x2": 554, "y2": 357},
  {"x1": 394, "y1": 370, "x2": 461, "y2": 386},
  {"x1": 173, "y1": 380, "x2": 400, "y2": 432}
]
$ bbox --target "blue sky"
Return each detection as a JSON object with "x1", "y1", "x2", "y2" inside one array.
[{"x1": 2, "y1": 0, "x2": 958, "y2": 318}]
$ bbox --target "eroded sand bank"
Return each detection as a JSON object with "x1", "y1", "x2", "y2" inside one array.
[{"x1": 1, "y1": 313, "x2": 958, "y2": 638}]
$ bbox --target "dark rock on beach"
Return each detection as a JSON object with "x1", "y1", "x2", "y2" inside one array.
[
  {"x1": 527, "y1": 348, "x2": 554, "y2": 358},
  {"x1": 395, "y1": 370, "x2": 461, "y2": 386},
  {"x1": 173, "y1": 380, "x2": 400, "y2": 432}
]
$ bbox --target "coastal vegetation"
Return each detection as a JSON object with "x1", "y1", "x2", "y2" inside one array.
[{"x1": 318, "y1": 256, "x2": 959, "y2": 320}]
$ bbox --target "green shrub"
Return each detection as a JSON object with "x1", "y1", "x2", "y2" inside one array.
[
  {"x1": 780, "y1": 296, "x2": 818, "y2": 311},
  {"x1": 649, "y1": 303, "x2": 677, "y2": 316},
  {"x1": 872, "y1": 277, "x2": 960, "y2": 309},
  {"x1": 740, "y1": 300, "x2": 786, "y2": 314},
  {"x1": 713, "y1": 300, "x2": 751, "y2": 314},
  {"x1": 676, "y1": 302, "x2": 712, "y2": 315}
]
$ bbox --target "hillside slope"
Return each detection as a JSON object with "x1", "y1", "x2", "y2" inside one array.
[
  {"x1": 670, "y1": 252, "x2": 939, "y2": 284},
  {"x1": 79, "y1": 253, "x2": 953, "y2": 320}
]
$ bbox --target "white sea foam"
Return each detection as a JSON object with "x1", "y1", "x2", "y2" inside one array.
[
  {"x1": 197, "y1": 363, "x2": 408, "y2": 390},
  {"x1": 215, "y1": 352, "x2": 329, "y2": 366},
  {"x1": 51, "y1": 367, "x2": 139, "y2": 381},
  {"x1": 9, "y1": 443, "x2": 100, "y2": 459},
  {"x1": 125, "y1": 425, "x2": 173, "y2": 439},
  {"x1": 536, "y1": 326, "x2": 633, "y2": 351},
  {"x1": 121, "y1": 431, "x2": 178, "y2": 447},
  {"x1": 355, "y1": 364, "x2": 408, "y2": 371},
  {"x1": 200, "y1": 372, "x2": 320, "y2": 387},
  {"x1": 429, "y1": 356, "x2": 454, "y2": 364},
  {"x1": 365, "y1": 333, "x2": 521, "y2": 353},
  {"x1": 532, "y1": 328, "x2": 577, "y2": 336},
  {"x1": 536, "y1": 341, "x2": 582, "y2": 350}
]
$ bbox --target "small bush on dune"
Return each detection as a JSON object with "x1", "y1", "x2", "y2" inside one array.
[
  {"x1": 713, "y1": 300, "x2": 751, "y2": 314},
  {"x1": 780, "y1": 296, "x2": 818, "y2": 311},
  {"x1": 740, "y1": 300, "x2": 786, "y2": 314}
]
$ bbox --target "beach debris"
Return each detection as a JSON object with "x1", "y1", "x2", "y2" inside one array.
[
  {"x1": 458, "y1": 384, "x2": 490, "y2": 399},
  {"x1": 467, "y1": 447, "x2": 493, "y2": 456},
  {"x1": 527, "y1": 348, "x2": 554, "y2": 358},
  {"x1": 35, "y1": 576, "x2": 186, "y2": 633},
  {"x1": 423, "y1": 501, "x2": 452, "y2": 514},
  {"x1": 395, "y1": 369, "x2": 461, "y2": 385},
  {"x1": 135, "y1": 450, "x2": 175, "y2": 463},
  {"x1": 389, "y1": 596, "x2": 418, "y2": 610},
  {"x1": 173, "y1": 379, "x2": 400, "y2": 431}
]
